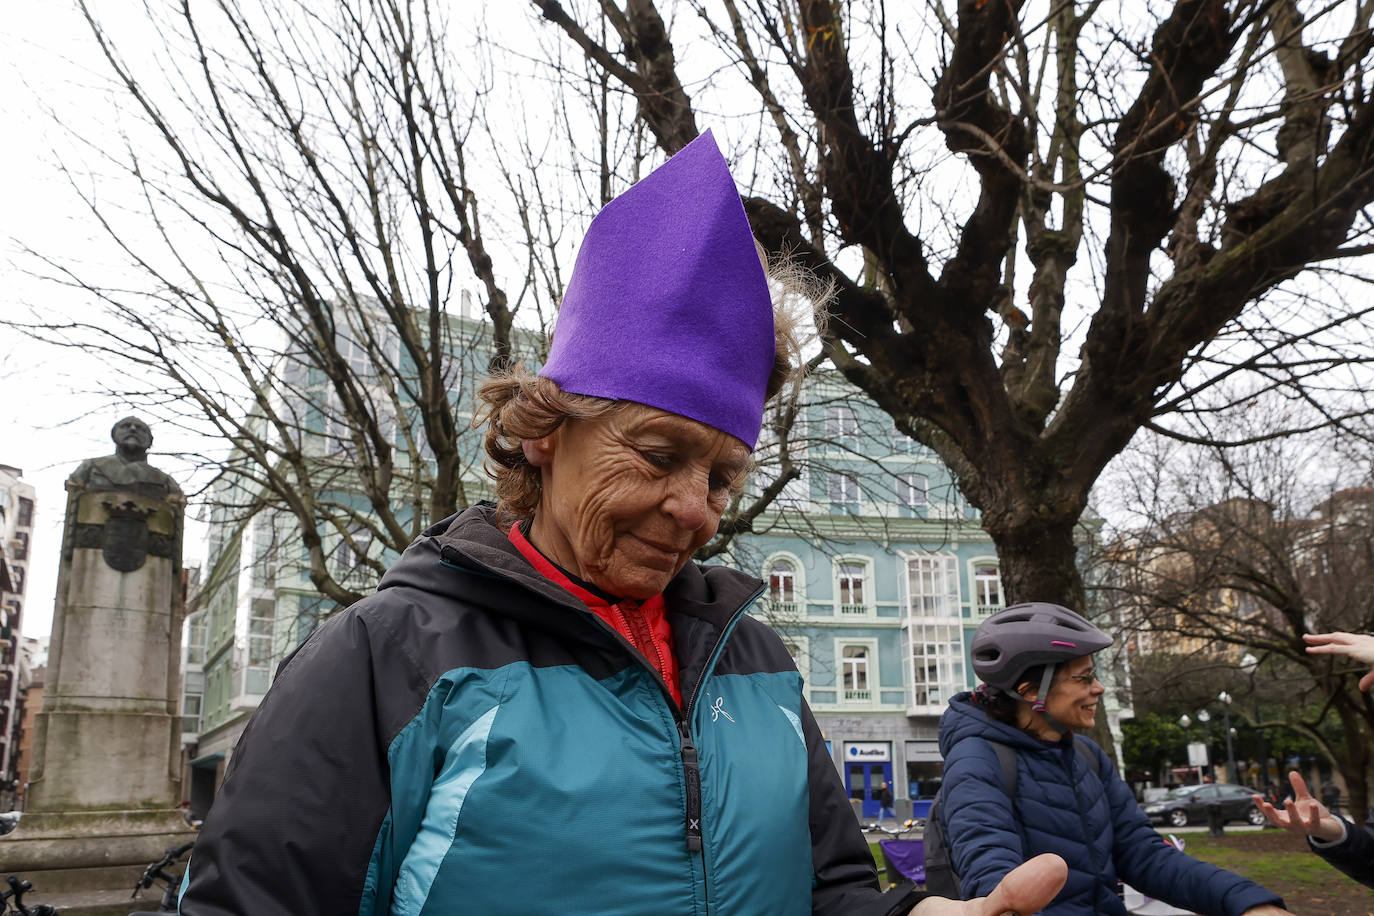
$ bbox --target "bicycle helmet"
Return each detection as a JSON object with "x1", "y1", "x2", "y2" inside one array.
[{"x1": 970, "y1": 603, "x2": 1113, "y2": 726}]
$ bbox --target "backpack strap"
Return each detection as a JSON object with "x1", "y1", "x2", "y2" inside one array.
[
  {"x1": 989, "y1": 740, "x2": 1018, "y2": 796},
  {"x1": 1071, "y1": 735, "x2": 1101, "y2": 777}
]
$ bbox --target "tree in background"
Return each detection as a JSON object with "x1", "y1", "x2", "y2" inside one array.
[
  {"x1": 533, "y1": 0, "x2": 1374, "y2": 610},
  {"x1": 1100, "y1": 415, "x2": 1374, "y2": 814},
  {"x1": 8, "y1": 0, "x2": 822, "y2": 612}
]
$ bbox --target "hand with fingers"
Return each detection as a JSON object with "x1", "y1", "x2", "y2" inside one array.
[
  {"x1": 1304, "y1": 632, "x2": 1374, "y2": 690},
  {"x1": 908, "y1": 854, "x2": 1067, "y2": 916},
  {"x1": 1252, "y1": 771, "x2": 1345, "y2": 843}
]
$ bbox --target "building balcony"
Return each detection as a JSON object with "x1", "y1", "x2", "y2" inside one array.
[
  {"x1": 766, "y1": 600, "x2": 798, "y2": 618},
  {"x1": 839, "y1": 603, "x2": 868, "y2": 617},
  {"x1": 843, "y1": 688, "x2": 872, "y2": 703},
  {"x1": 976, "y1": 604, "x2": 1002, "y2": 617}
]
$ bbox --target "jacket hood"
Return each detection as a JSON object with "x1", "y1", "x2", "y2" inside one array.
[{"x1": 938, "y1": 690, "x2": 1048, "y2": 758}]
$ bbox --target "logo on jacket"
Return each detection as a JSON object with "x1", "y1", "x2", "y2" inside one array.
[{"x1": 709, "y1": 696, "x2": 735, "y2": 723}]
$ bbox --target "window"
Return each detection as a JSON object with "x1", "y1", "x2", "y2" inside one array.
[
  {"x1": 837, "y1": 562, "x2": 867, "y2": 615},
  {"x1": 768, "y1": 558, "x2": 798, "y2": 616},
  {"x1": 10, "y1": 532, "x2": 27, "y2": 562},
  {"x1": 825, "y1": 406, "x2": 858, "y2": 445},
  {"x1": 182, "y1": 670, "x2": 204, "y2": 733},
  {"x1": 251, "y1": 512, "x2": 277, "y2": 588},
  {"x1": 828, "y1": 473, "x2": 860, "y2": 513},
  {"x1": 332, "y1": 524, "x2": 373, "y2": 583},
  {"x1": 892, "y1": 426, "x2": 918, "y2": 453},
  {"x1": 905, "y1": 554, "x2": 959, "y2": 619},
  {"x1": 897, "y1": 474, "x2": 928, "y2": 513},
  {"x1": 245, "y1": 597, "x2": 277, "y2": 695},
  {"x1": 16, "y1": 498, "x2": 33, "y2": 528},
  {"x1": 906, "y1": 625, "x2": 963, "y2": 708},
  {"x1": 185, "y1": 611, "x2": 208, "y2": 665},
  {"x1": 841, "y1": 645, "x2": 870, "y2": 701},
  {"x1": 974, "y1": 562, "x2": 1003, "y2": 616}
]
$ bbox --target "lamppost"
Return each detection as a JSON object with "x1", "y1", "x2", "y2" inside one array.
[
  {"x1": 1218, "y1": 691, "x2": 1238, "y2": 784},
  {"x1": 1179, "y1": 714, "x2": 1201, "y2": 785},
  {"x1": 1241, "y1": 653, "x2": 1270, "y2": 789},
  {"x1": 1197, "y1": 709, "x2": 1213, "y2": 780}
]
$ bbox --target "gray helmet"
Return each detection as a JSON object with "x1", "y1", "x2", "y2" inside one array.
[{"x1": 970, "y1": 602, "x2": 1113, "y2": 693}]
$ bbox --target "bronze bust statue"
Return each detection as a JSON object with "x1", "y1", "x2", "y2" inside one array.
[{"x1": 69, "y1": 417, "x2": 183, "y2": 499}]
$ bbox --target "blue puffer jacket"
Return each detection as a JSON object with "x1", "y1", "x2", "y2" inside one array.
[
  {"x1": 181, "y1": 506, "x2": 918, "y2": 916},
  {"x1": 938, "y1": 693, "x2": 1283, "y2": 915}
]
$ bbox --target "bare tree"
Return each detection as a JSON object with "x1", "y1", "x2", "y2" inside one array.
[
  {"x1": 1099, "y1": 417, "x2": 1374, "y2": 813},
  {"x1": 9, "y1": 0, "x2": 815, "y2": 616},
  {"x1": 531, "y1": 0, "x2": 1374, "y2": 610}
]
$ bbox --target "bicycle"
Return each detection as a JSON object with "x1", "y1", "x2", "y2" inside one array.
[
  {"x1": 129, "y1": 841, "x2": 195, "y2": 915},
  {"x1": 0, "y1": 876, "x2": 57, "y2": 916},
  {"x1": 863, "y1": 817, "x2": 924, "y2": 838}
]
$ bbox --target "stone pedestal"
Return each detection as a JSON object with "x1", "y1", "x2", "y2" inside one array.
[{"x1": 0, "y1": 427, "x2": 194, "y2": 904}]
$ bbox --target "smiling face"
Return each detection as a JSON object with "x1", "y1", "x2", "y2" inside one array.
[
  {"x1": 523, "y1": 403, "x2": 750, "y2": 600},
  {"x1": 1019, "y1": 654, "x2": 1105, "y2": 739}
]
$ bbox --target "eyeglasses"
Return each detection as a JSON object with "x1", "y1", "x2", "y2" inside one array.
[{"x1": 1062, "y1": 669, "x2": 1099, "y2": 685}]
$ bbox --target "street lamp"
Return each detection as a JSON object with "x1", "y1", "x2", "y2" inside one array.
[
  {"x1": 1241, "y1": 653, "x2": 1270, "y2": 789},
  {"x1": 1178, "y1": 714, "x2": 1200, "y2": 784},
  {"x1": 1218, "y1": 691, "x2": 1238, "y2": 784},
  {"x1": 1197, "y1": 709, "x2": 1213, "y2": 781}
]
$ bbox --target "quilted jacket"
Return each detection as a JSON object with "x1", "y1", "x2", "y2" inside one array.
[{"x1": 938, "y1": 692, "x2": 1283, "y2": 915}]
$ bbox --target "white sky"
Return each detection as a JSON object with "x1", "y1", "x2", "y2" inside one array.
[{"x1": 2, "y1": 4, "x2": 139, "y2": 641}]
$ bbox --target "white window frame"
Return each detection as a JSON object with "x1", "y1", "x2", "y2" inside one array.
[
  {"x1": 835, "y1": 637, "x2": 880, "y2": 708},
  {"x1": 763, "y1": 551, "x2": 806, "y2": 619},
  {"x1": 833, "y1": 556, "x2": 874, "y2": 617},
  {"x1": 825, "y1": 405, "x2": 858, "y2": 447},
  {"x1": 903, "y1": 623, "x2": 965, "y2": 714},
  {"x1": 897, "y1": 473, "x2": 929, "y2": 514},
  {"x1": 970, "y1": 557, "x2": 1003, "y2": 618},
  {"x1": 828, "y1": 472, "x2": 861, "y2": 514},
  {"x1": 903, "y1": 552, "x2": 960, "y2": 620}
]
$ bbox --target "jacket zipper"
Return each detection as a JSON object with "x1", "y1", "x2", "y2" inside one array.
[
  {"x1": 439, "y1": 545, "x2": 764, "y2": 858},
  {"x1": 676, "y1": 584, "x2": 766, "y2": 855}
]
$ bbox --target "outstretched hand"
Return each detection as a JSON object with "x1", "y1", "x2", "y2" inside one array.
[
  {"x1": 1304, "y1": 632, "x2": 1374, "y2": 690},
  {"x1": 1253, "y1": 771, "x2": 1344, "y2": 843},
  {"x1": 909, "y1": 854, "x2": 1067, "y2": 916}
]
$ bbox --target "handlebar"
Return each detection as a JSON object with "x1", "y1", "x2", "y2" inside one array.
[
  {"x1": 3, "y1": 875, "x2": 57, "y2": 915},
  {"x1": 130, "y1": 841, "x2": 196, "y2": 898}
]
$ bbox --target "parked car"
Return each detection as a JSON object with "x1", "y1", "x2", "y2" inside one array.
[{"x1": 1142, "y1": 783, "x2": 1267, "y2": 828}]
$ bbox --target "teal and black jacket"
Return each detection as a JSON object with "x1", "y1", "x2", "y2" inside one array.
[{"x1": 181, "y1": 505, "x2": 918, "y2": 915}]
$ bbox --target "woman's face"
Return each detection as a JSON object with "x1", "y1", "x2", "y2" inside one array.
[
  {"x1": 1039, "y1": 654, "x2": 1105, "y2": 733},
  {"x1": 524, "y1": 403, "x2": 750, "y2": 600}
]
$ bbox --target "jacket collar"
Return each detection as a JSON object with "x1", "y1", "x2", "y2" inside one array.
[{"x1": 385, "y1": 503, "x2": 762, "y2": 645}]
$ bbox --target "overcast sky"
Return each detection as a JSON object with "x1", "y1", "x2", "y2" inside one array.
[{"x1": 3, "y1": 4, "x2": 146, "y2": 642}]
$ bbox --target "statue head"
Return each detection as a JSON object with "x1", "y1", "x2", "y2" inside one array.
[{"x1": 110, "y1": 416, "x2": 153, "y2": 461}]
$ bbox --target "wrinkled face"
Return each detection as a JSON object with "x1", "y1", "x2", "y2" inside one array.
[
  {"x1": 1041, "y1": 654, "x2": 1105, "y2": 732},
  {"x1": 524, "y1": 403, "x2": 750, "y2": 600},
  {"x1": 111, "y1": 418, "x2": 152, "y2": 454}
]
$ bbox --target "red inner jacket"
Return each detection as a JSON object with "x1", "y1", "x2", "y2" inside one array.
[{"x1": 508, "y1": 520, "x2": 682, "y2": 707}]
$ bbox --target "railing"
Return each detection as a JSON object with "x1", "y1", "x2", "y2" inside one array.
[
  {"x1": 766, "y1": 600, "x2": 799, "y2": 618},
  {"x1": 840, "y1": 603, "x2": 868, "y2": 616},
  {"x1": 843, "y1": 688, "x2": 872, "y2": 703},
  {"x1": 976, "y1": 604, "x2": 1002, "y2": 617}
]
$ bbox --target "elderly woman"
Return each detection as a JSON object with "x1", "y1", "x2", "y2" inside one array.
[{"x1": 179, "y1": 132, "x2": 1069, "y2": 916}]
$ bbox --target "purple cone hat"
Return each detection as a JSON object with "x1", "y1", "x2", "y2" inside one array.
[{"x1": 540, "y1": 130, "x2": 774, "y2": 449}]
